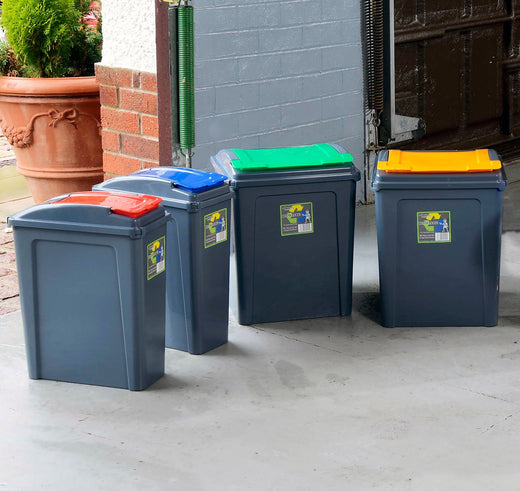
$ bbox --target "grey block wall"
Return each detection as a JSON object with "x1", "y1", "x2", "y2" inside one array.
[{"x1": 192, "y1": 0, "x2": 365, "y2": 199}]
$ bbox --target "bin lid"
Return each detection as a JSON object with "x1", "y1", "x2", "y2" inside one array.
[
  {"x1": 54, "y1": 192, "x2": 163, "y2": 218},
  {"x1": 377, "y1": 149, "x2": 502, "y2": 173},
  {"x1": 133, "y1": 167, "x2": 227, "y2": 192},
  {"x1": 228, "y1": 143, "x2": 354, "y2": 171}
]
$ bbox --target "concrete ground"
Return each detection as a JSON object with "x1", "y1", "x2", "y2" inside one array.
[{"x1": 0, "y1": 163, "x2": 519, "y2": 489}]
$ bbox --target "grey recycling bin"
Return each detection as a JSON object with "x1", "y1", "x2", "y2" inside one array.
[
  {"x1": 8, "y1": 191, "x2": 169, "y2": 390},
  {"x1": 211, "y1": 143, "x2": 360, "y2": 325},
  {"x1": 94, "y1": 167, "x2": 232, "y2": 354},
  {"x1": 371, "y1": 149, "x2": 507, "y2": 327}
]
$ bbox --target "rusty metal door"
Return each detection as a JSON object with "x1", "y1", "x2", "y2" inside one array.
[{"x1": 392, "y1": 0, "x2": 520, "y2": 161}]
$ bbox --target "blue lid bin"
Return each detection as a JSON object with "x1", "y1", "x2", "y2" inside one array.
[
  {"x1": 94, "y1": 167, "x2": 232, "y2": 355},
  {"x1": 8, "y1": 192, "x2": 169, "y2": 390},
  {"x1": 211, "y1": 144, "x2": 360, "y2": 325},
  {"x1": 371, "y1": 149, "x2": 508, "y2": 327}
]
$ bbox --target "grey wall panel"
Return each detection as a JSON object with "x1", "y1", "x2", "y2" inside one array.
[{"x1": 192, "y1": 0, "x2": 364, "y2": 200}]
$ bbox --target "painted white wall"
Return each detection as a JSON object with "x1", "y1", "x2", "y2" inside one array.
[{"x1": 100, "y1": 0, "x2": 157, "y2": 73}]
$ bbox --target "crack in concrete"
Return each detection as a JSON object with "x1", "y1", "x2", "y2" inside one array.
[
  {"x1": 251, "y1": 326, "x2": 344, "y2": 354},
  {"x1": 481, "y1": 412, "x2": 516, "y2": 434},
  {"x1": 453, "y1": 385, "x2": 515, "y2": 405},
  {"x1": 450, "y1": 385, "x2": 520, "y2": 433}
]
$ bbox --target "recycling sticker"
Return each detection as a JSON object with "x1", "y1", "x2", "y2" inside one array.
[
  {"x1": 417, "y1": 211, "x2": 451, "y2": 244},
  {"x1": 147, "y1": 236, "x2": 166, "y2": 280},
  {"x1": 204, "y1": 208, "x2": 228, "y2": 248},
  {"x1": 280, "y1": 202, "x2": 314, "y2": 236}
]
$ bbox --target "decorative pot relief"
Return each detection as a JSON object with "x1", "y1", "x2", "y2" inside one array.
[{"x1": 0, "y1": 107, "x2": 101, "y2": 148}]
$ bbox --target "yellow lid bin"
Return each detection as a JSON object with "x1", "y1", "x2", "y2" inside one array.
[
  {"x1": 377, "y1": 149, "x2": 502, "y2": 173},
  {"x1": 370, "y1": 148, "x2": 507, "y2": 328}
]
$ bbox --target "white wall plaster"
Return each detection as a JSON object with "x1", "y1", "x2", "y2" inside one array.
[{"x1": 101, "y1": 0, "x2": 157, "y2": 73}]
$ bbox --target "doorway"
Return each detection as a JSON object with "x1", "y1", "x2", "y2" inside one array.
[{"x1": 366, "y1": 0, "x2": 520, "y2": 162}]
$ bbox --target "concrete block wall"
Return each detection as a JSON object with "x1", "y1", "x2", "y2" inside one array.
[
  {"x1": 192, "y1": 0, "x2": 365, "y2": 195},
  {"x1": 98, "y1": 0, "x2": 365, "y2": 197}
]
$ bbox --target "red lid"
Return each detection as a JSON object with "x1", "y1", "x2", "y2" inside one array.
[{"x1": 54, "y1": 192, "x2": 163, "y2": 218}]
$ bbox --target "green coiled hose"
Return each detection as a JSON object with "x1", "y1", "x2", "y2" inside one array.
[{"x1": 177, "y1": 5, "x2": 195, "y2": 152}]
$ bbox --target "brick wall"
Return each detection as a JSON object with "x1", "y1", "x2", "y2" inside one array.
[{"x1": 95, "y1": 65, "x2": 160, "y2": 178}]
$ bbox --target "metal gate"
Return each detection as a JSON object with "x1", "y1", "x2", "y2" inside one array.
[{"x1": 365, "y1": 0, "x2": 520, "y2": 163}]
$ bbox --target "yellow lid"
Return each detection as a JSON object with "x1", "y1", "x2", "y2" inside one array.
[{"x1": 377, "y1": 149, "x2": 501, "y2": 173}]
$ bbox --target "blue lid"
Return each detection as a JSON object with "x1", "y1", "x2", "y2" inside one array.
[{"x1": 134, "y1": 167, "x2": 227, "y2": 192}]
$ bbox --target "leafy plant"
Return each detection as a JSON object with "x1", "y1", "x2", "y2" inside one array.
[
  {"x1": 0, "y1": 42, "x2": 23, "y2": 77},
  {"x1": 0, "y1": 0, "x2": 102, "y2": 78}
]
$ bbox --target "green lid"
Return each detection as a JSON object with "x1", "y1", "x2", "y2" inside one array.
[{"x1": 229, "y1": 143, "x2": 354, "y2": 171}]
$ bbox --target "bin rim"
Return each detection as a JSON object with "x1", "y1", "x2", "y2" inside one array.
[
  {"x1": 370, "y1": 166, "x2": 507, "y2": 192},
  {"x1": 211, "y1": 151, "x2": 361, "y2": 189}
]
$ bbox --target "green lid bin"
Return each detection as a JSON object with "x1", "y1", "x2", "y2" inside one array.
[{"x1": 212, "y1": 143, "x2": 360, "y2": 325}]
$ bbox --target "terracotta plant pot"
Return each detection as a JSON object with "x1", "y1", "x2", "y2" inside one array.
[{"x1": 0, "y1": 76, "x2": 103, "y2": 203}]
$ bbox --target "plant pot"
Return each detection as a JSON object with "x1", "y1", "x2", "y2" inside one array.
[{"x1": 0, "y1": 76, "x2": 103, "y2": 203}]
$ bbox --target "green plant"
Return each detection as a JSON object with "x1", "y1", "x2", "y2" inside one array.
[
  {"x1": 0, "y1": 42, "x2": 23, "y2": 77},
  {"x1": 0, "y1": 0, "x2": 102, "y2": 78}
]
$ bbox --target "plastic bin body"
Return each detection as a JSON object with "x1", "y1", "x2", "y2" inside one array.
[
  {"x1": 211, "y1": 144, "x2": 360, "y2": 325},
  {"x1": 371, "y1": 149, "x2": 507, "y2": 327},
  {"x1": 94, "y1": 167, "x2": 232, "y2": 354},
  {"x1": 8, "y1": 192, "x2": 169, "y2": 390}
]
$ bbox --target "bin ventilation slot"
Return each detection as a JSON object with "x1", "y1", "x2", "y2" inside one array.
[{"x1": 54, "y1": 192, "x2": 163, "y2": 218}]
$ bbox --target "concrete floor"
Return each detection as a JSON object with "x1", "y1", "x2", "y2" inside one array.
[{"x1": 1, "y1": 181, "x2": 520, "y2": 490}]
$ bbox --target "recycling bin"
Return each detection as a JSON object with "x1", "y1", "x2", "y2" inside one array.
[
  {"x1": 371, "y1": 149, "x2": 508, "y2": 327},
  {"x1": 8, "y1": 191, "x2": 169, "y2": 390},
  {"x1": 211, "y1": 143, "x2": 360, "y2": 325},
  {"x1": 94, "y1": 167, "x2": 232, "y2": 354}
]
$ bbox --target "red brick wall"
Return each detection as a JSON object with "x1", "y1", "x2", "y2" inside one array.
[{"x1": 95, "y1": 65, "x2": 160, "y2": 178}]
